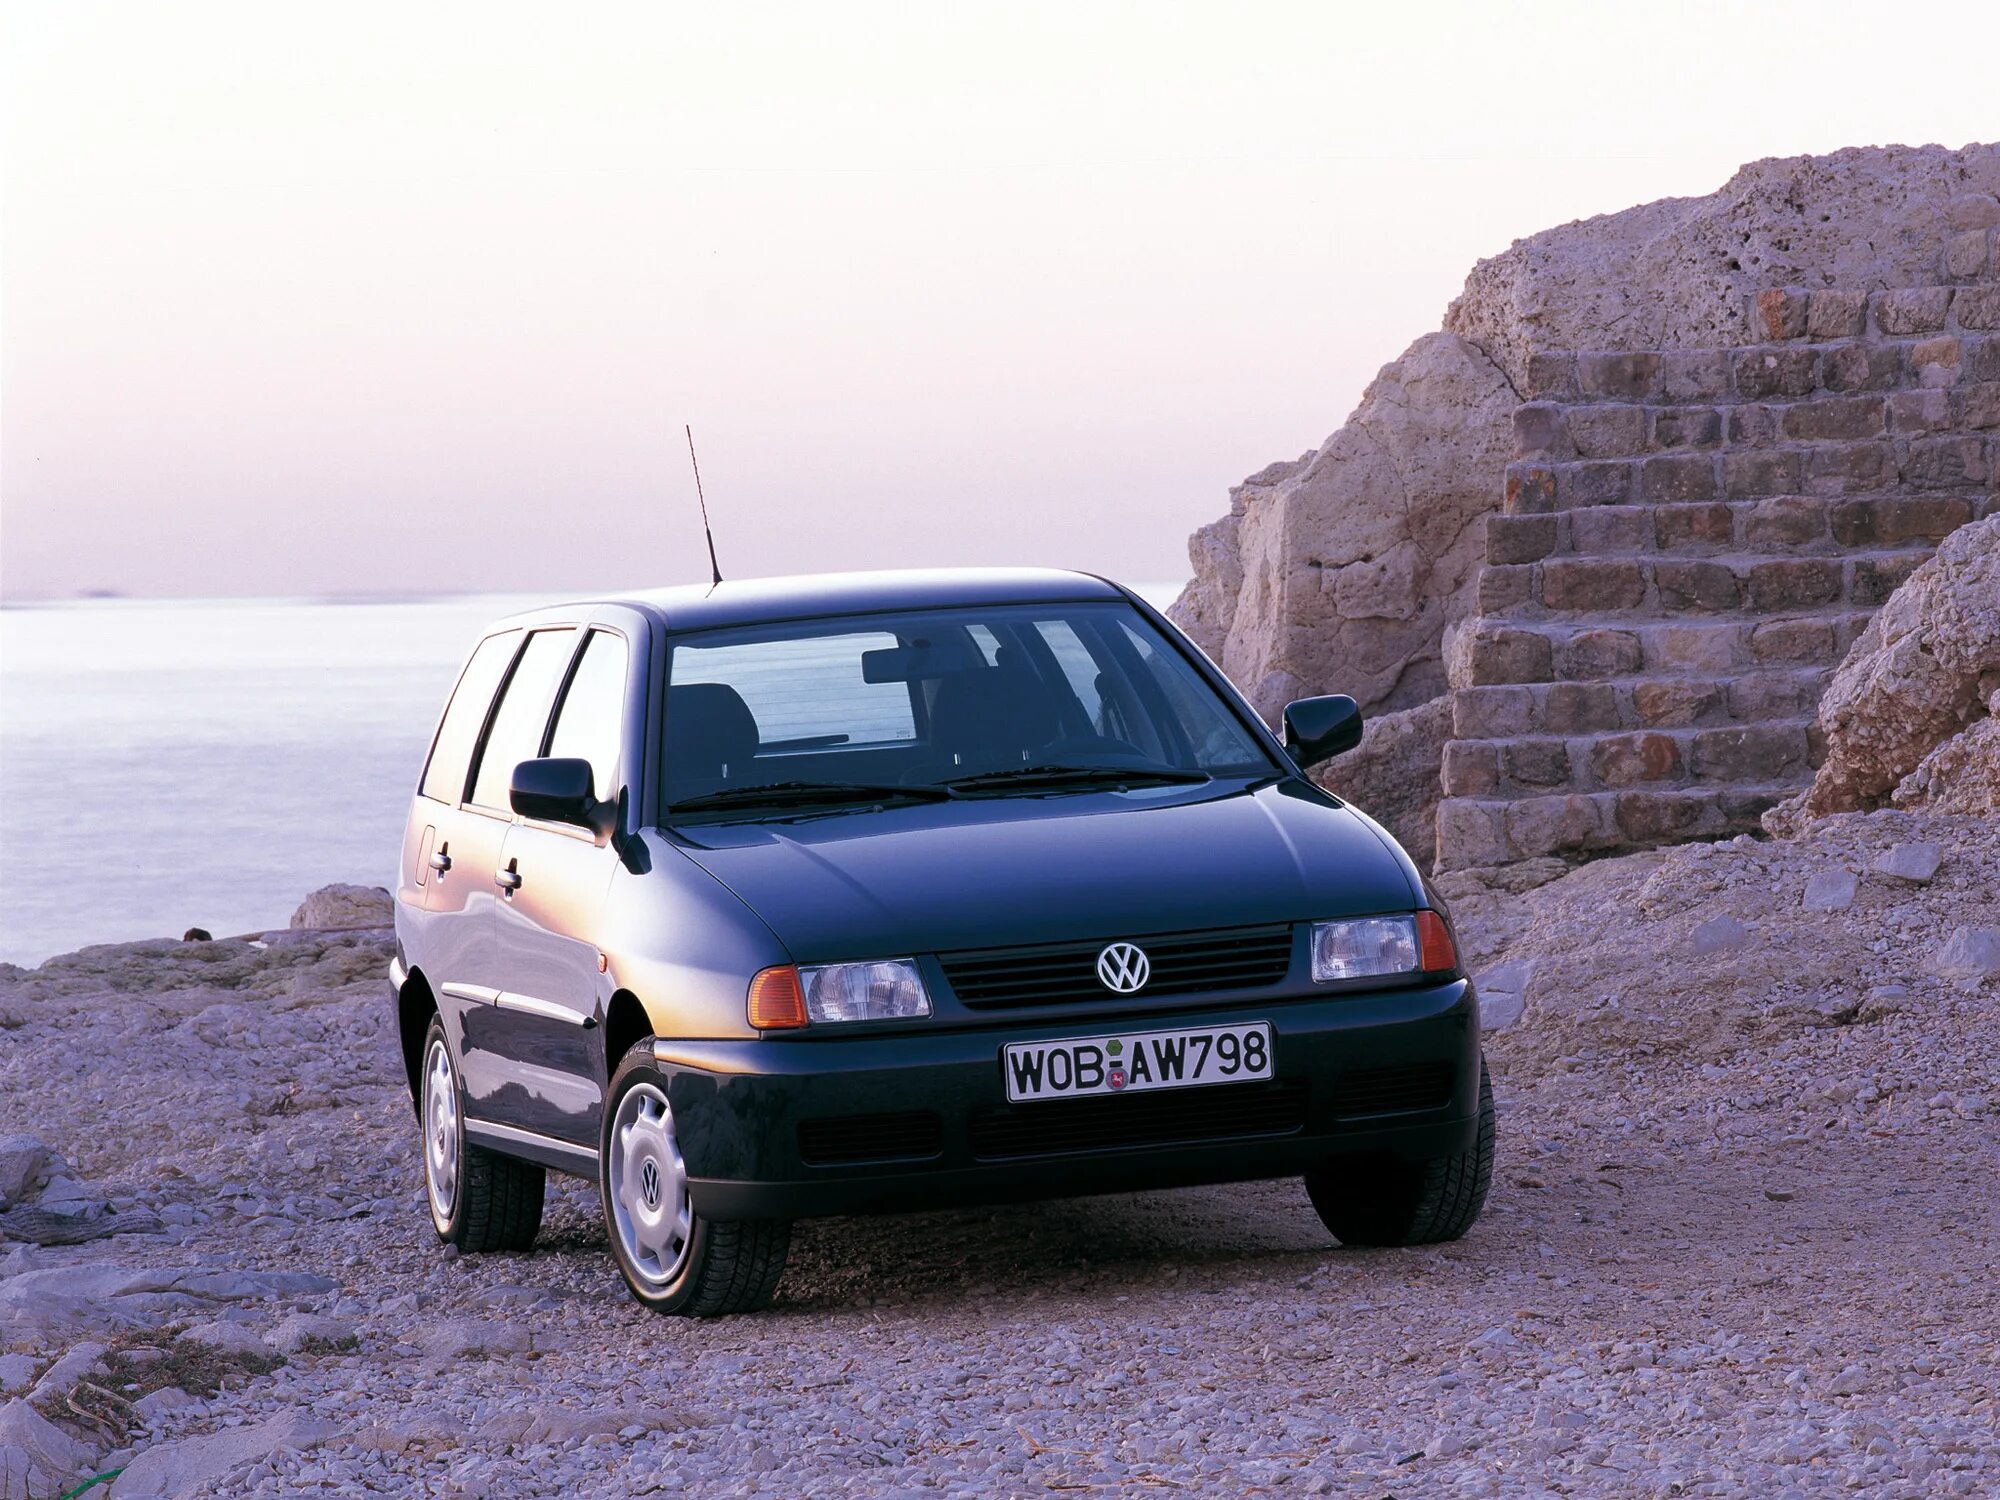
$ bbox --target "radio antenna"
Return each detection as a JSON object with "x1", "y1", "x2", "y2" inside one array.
[{"x1": 685, "y1": 424, "x2": 722, "y2": 588}]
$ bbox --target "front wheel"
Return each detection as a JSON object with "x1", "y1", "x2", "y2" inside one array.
[
  {"x1": 1306, "y1": 1057, "x2": 1495, "y2": 1246},
  {"x1": 601, "y1": 1042, "x2": 790, "y2": 1316}
]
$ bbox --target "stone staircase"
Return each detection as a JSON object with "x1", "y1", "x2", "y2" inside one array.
[{"x1": 1433, "y1": 282, "x2": 1999, "y2": 872}]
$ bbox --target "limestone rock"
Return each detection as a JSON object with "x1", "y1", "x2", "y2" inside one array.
[
  {"x1": 1933, "y1": 926, "x2": 2000, "y2": 986},
  {"x1": 0, "y1": 1400, "x2": 89, "y2": 1500},
  {"x1": 1448, "y1": 143, "x2": 2000, "y2": 393},
  {"x1": 1870, "y1": 843, "x2": 1943, "y2": 885},
  {"x1": 1314, "y1": 697, "x2": 1453, "y2": 868},
  {"x1": 1170, "y1": 332, "x2": 1519, "y2": 724},
  {"x1": 108, "y1": 1411, "x2": 334, "y2": 1499},
  {"x1": 1802, "y1": 869, "x2": 1858, "y2": 913},
  {"x1": 1772, "y1": 514, "x2": 2000, "y2": 829},
  {"x1": 287, "y1": 884, "x2": 392, "y2": 931},
  {"x1": 0, "y1": 1141, "x2": 51, "y2": 1207}
]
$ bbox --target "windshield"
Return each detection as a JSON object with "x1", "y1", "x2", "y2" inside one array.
[{"x1": 660, "y1": 602, "x2": 1274, "y2": 816}]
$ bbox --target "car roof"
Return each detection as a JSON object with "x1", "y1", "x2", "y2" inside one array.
[{"x1": 495, "y1": 567, "x2": 1129, "y2": 633}]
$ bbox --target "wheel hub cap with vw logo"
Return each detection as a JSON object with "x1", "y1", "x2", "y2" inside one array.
[{"x1": 1096, "y1": 941, "x2": 1150, "y2": 993}]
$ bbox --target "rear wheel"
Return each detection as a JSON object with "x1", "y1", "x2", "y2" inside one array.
[
  {"x1": 602, "y1": 1041, "x2": 790, "y2": 1316},
  {"x1": 1307, "y1": 1057, "x2": 1495, "y2": 1247},
  {"x1": 419, "y1": 1016, "x2": 545, "y2": 1252}
]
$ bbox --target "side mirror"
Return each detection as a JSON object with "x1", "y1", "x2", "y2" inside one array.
[
  {"x1": 1282, "y1": 695, "x2": 1363, "y2": 769},
  {"x1": 510, "y1": 757, "x2": 600, "y2": 830}
]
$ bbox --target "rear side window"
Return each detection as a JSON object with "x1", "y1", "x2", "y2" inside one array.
[
  {"x1": 546, "y1": 630, "x2": 629, "y2": 801},
  {"x1": 421, "y1": 631, "x2": 521, "y2": 803},
  {"x1": 469, "y1": 629, "x2": 577, "y2": 811}
]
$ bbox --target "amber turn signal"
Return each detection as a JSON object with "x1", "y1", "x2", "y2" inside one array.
[
  {"x1": 1415, "y1": 910, "x2": 1458, "y2": 973},
  {"x1": 748, "y1": 965, "x2": 809, "y2": 1030}
]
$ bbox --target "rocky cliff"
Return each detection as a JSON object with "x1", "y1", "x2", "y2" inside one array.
[{"x1": 1174, "y1": 143, "x2": 2000, "y2": 876}]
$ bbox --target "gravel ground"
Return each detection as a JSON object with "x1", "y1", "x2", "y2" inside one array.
[{"x1": 1, "y1": 808, "x2": 1996, "y2": 1497}]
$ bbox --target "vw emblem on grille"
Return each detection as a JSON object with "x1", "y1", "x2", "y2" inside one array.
[
  {"x1": 1096, "y1": 942, "x2": 1151, "y2": 994},
  {"x1": 640, "y1": 1159, "x2": 661, "y2": 1210}
]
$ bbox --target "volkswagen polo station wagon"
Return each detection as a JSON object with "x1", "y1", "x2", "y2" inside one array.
[{"x1": 391, "y1": 569, "x2": 1492, "y2": 1316}]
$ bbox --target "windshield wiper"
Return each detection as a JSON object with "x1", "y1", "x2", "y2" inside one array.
[
  {"x1": 668, "y1": 779, "x2": 954, "y2": 817},
  {"x1": 939, "y1": 763, "x2": 1212, "y2": 794}
]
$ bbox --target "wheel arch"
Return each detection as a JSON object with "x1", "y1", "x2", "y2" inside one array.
[
  {"x1": 604, "y1": 988, "x2": 655, "y2": 1078},
  {"x1": 397, "y1": 966, "x2": 440, "y2": 1110}
]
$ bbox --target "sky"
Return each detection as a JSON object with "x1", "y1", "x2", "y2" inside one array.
[{"x1": 4, "y1": 1, "x2": 1997, "y2": 601}]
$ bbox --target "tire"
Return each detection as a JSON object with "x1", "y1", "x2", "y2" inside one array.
[
  {"x1": 601, "y1": 1040, "x2": 790, "y2": 1316},
  {"x1": 419, "y1": 1016, "x2": 545, "y2": 1253},
  {"x1": 1306, "y1": 1057, "x2": 1495, "y2": 1247}
]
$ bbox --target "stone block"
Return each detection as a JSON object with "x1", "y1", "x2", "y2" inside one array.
[
  {"x1": 1963, "y1": 382, "x2": 2000, "y2": 430},
  {"x1": 1655, "y1": 502, "x2": 1736, "y2": 551},
  {"x1": 1723, "y1": 449, "x2": 1799, "y2": 497},
  {"x1": 1910, "y1": 336, "x2": 1962, "y2": 388},
  {"x1": 1644, "y1": 623, "x2": 1739, "y2": 673},
  {"x1": 1513, "y1": 404, "x2": 1571, "y2": 460},
  {"x1": 1720, "y1": 789, "x2": 1787, "y2": 827},
  {"x1": 1577, "y1": 352, "x2": 1662, "y2": 402},
  {"x1": 1727, "y1": 670, "x2": 1826, "y2": 720},
  {"x1": 1830, "y1": 495, "x2": 1973, "y2": 547},
  {"x1": 1954, "y1": 286, "x2": 2000, "y2": 332},
  {"x1": 1640, "y1": 452, "x2": 1719, "y2": 502},
  {"x1": 1556, "y1": 460, "x2": 1637, "y2": 507},
  {"x1": 1950, "y1": 193, "x2": 2000, "y2": 230},
  {"x1": 1565, "y1": 404, "x2": 1649, "y2": 458},
  {"x1": 1848, "y1": 553, "x2": 1929, "y2": 606},
  {"x1": 1614, "y1": 790, "x2": 1712, "y2": 843},
  {"x1": 1651, "y1": 406, "x2": 1723, "y2": 449},
  {"x1": 1747, "y1": 558, "x2": 1842, "y2": 610},
  {"x1": 1631, "y1": 678, "x2": 1723, "y2": 727},
  {"x1": 1539, "y1": 559, "x2": 1647, "y2": 612},
  {"x1": 1726, "y1": 404, "x2": 1782, "y2": 446},
  {"x1": 1653, "y1": 559, "x2": 1741, "y2": 612},
  {"x1": 1819, "y1": 341, "x2": 1903, "y2": 393},
  {"x1": 1539, "y1": 681, "x2": 1622, "y2": 732},
  {"x1": 1691, "y1": 724, "x2": 1807, "y2": 781},
  {"x1": 1590, "y1": 732, "x2": 1683, "y2": 786},
  {"x1": 1805, "y1": 290, "x2": 1869, "y2": 340},
  {"x1": 1504, "y1": 794, "x2": 1609, "y2": 857},
  {"x1": 1752, "y1": 287, "x2": 1810, "y2": 341},
  {"x1": 1887, "y1": 388, "x2": 1955, "y2": 434},
  {"x1": 1524, "y1": 352, "x2": 1579, "y2": 401},
  {"x1": 1464, "y1": 628, "x2": 1553, "y2": 686},
  {"x1": 1568, "y1": 507, "x2": 1653, "y2": 555},
  {"x1": 1945, "y1": 230, "x2": 1992, "y2": 282},
  {"x1": 1485, "y1": 513, "x2": 1559, "y2": 565},
  {"x1": 1901, "y1": 436, "x2": 1989, "y2": 489},
  {"x1": 1964, "y1": 337, "x2": 2000, "y2": 383},
  {"x1": 1504, "y1": 462, "x2": 1559, "y2": 515},
  {"x1": 1440, "y1": 741, "x2": 1501, "y2": 798},
  {"x1": 1554, "y1": 628, "x2": 1643, "y2": 680},
  {"x1": 1874, "y1": 287, "x2": 1951, "y2": 336},
  {"x1": 1749, "y1": 617, "x2": 1835, "y2": 664},
  {"x1": 1781, "y1": 395, "x2": 1885, "y2": 442},
  {"x1": 1434, "y1": 798, "x2": 1511, "y2": 870},
  {"x1": 1452, "y1": 686, "x2": 1535, "y2": 739},
  {"x1": 1742, "y1": 495, "x2": 1827, "y2": 547},
  {"x1": 1733, "y1": 346, "x2": 1818, "y2": 399},
  {"x1": 1504, "y1": 739, "x2": 1571, "y2": 788},
  {"x1": 1476, "y1": 564, "x2": 1535, "y2": 614},
  {"x1": 1804, "y1": 442, "x2": 1890, "y2": 494},
  {"x1": 1658, "y1": 350, "x2": 1733, "y2": 403}
]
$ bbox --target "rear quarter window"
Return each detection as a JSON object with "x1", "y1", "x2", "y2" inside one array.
[{"x1": 420, "y1": 631, "x2": 521, "y2": 803}]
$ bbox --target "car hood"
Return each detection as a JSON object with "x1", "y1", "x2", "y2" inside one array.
[{"x1": 666, "y1": 779, "x2": 1422, "y2": 961}]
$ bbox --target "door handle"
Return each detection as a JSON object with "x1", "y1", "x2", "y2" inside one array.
[
  {"x1": 494, "y1": 862, "x2": 522, "y2": 892},
  {"x1": 429, "y1": 849, "x2": 453, "y2": 874}
]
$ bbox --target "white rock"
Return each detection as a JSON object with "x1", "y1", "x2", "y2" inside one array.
[
  {"x1": 1871, "y1": 842, "x2": 1943, "y2": 884},
  {"x1": 177, "y1": 1321, "x2": 272, "y2": 1360},
  {"x1": 1802, "y1": 869, "x2": 1859, "y2": 912},
  {"x1": 269, "y1": 1314, "x2": 358, "y2": 1355},
  {"x1": 108, "y1": 1412, "x2": 335, "y2": 1500},
  {"x1": 0, "y1": 1361, "x2": 32, "y2": 1398},
  {"x1": 1475, "y1": 961, "x2": 1533, "y2": 1031},
  {"x1": 417, "y1": 1319, "x2": 533, "y2": 1363},
  {"x1": 1689, "y1": 916, "x2": 1752, "y2": 955},
  {"x1": 1933, "y1": 927, "x2": 2000, "y2": 984},
  {"x1": 0, "y1": 1400, "x2": 89, "y2": 1498},
  {"x1": 26, "y1": 1342, "x2": 108, "y2": 1406},
  {"x1": 0, "y1": 1142, "x2": 50, "y2": 1206},
  {"x1": 288, "y1": 884, "x2": 393, "y2": 931}
]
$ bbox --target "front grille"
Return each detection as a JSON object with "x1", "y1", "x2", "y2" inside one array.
[
  {"x1": 1330, "y1": 1062, "x2": 1455, "y2": 1118},
  {"x1": 966, "y1": 1079, "x2": 1309, "y2": 1161},
  {"x1": 797, "y1": 1110, "x2": 944, "y2": 1166},
  {"x1": 937, "y1": 924, "x2": 1295, "y2": 1009}
]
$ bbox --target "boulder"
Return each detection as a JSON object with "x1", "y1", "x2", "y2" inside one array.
[
  {"x1": 0, "y1": 1141, "x2": 51, "y2": 1207},
  {"x1": 108, "y1": 1411, "x2": 334, "y2": 1499},
  {"x1": 287, "y1": 884, "x2": 392, "y2": 931},
  {"x1": 0, "y1": 1399, "x2": 89, "y2": 1500},
  {"x1": 1770, "y1": 514, "x2": 2000, "y2": 829}
]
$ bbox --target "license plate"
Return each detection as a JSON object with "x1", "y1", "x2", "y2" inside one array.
[{"x1": 1002, "y1": 1021, "x2": 1274, "y2": 1103}]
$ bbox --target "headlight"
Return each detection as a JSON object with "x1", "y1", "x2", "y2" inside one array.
[
  {"x1": 1310, "y1": 912, "x2": 1457, "y2": 983},
  {"x1": 798, "y1": 959, "x2": 932, "y2": 1023}
]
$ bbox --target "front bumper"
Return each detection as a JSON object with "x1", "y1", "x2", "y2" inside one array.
[{"x1": 653, "y1": 978, "x2": 1481, "y2": 1220}]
